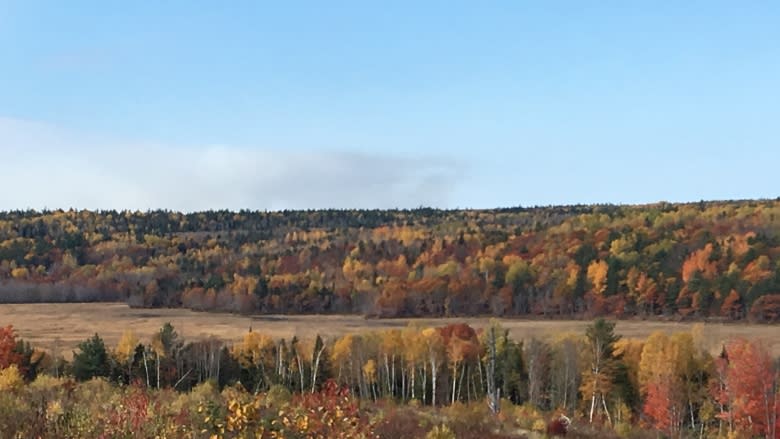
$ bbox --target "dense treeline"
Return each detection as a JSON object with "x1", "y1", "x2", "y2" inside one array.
[
  {"x1": 2, "y1": 200, "x2": 780, "y2": 320},
  {"x1": 1, "y1": 320, "x2": 778, "y2": 438}
]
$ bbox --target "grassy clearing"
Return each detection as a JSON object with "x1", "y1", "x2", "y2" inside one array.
[{"x1": 1, "y1": 303, "x2": 778, "y2": 358}]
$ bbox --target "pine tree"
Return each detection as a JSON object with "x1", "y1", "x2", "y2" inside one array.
[
  {"x1": 72, "y1": 333, "x2": 110, "y2": 381},
  {"x1": 582, "y1": 318, "x2": 621, "y2": 425}
]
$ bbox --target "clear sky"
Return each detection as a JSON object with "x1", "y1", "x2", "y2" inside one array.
[{"x1": 1, "y1": 1, "x2": 779, "y2": 211}]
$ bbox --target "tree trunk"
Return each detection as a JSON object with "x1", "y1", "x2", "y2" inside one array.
[
  {"x1": 431, "y1": 359, "x2": 437, "y2": 407},
  {"x1": 477, "y1": 356, "x2": 485, "y2": 395},
  {"x1": 486, "y1": 326, "x2": 499, "y2": 413},
  {"x1": 296, "y1": 354, "x2": 305, "y2": 394},
  {"x1": 411, "y1": 361, "x2": 416, "y2": 400},
  {"x1": 142, "y1": 348, "x2": 150, "y2": 387},
  {"x1": 457, "y1": 363, "x2": 466, "y2": 402},
  {"x1": 401, "y1": 366, "x2": 406, "y2": 401},
  {"x1": 311, "y1": 344, "x2": 325, "y2": 393},
  {"x1": 601, "y1": 394, "x2": 612, "y2": 426},
  {"x1": 563, "y1": 361, "x2": 569, "y2": 410},
  {"x1": 384, "y1": 354, "x2": 391, "y2": 397},
  {"x1": 391, "y1": 354, "x2": 396, "y2": 397},
  {"x1": 422, "y1": 362, "x2": 427, "y2": 405},
  {"x1": 452, "y1": 362, "x2": 458, "y2": 405}
]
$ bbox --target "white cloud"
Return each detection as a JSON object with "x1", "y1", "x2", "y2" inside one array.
[{"x1": 0, "y1": 117, "x2": 463, "y2": 211}]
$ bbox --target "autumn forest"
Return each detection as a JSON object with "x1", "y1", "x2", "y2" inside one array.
[
  {"x1": 2, "y1": 200, "x2": 780, "y2": 321},
  {"x1": 2, "y1": 200, "x2": 780, "y2": 438}
]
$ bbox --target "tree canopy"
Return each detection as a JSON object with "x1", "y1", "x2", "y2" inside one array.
[{"x1": 1, "y1": 200, "x2": 780, "y2": 320}]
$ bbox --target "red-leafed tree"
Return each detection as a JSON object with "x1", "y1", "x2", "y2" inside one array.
[
  {"x1": 0, "y1": 325, "x2": 23, "y2": 370},
  {"x1": 644, "y1": 379, "x2": 675, "y2": 436},
  {"x1": 722, "y1": 339, "x2": 778, "y2": 438},
  {"x1": 749, "y1": 294, "x2": 780, "y2": 323}
]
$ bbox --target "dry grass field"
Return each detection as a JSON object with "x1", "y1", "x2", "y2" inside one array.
[{"x1": 1, "y1": 303, "x2": 778, "y2": 358}]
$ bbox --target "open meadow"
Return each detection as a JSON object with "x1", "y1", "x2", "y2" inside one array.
[{"x1": 2, "y1": 303, "x2": 778, "y2": 358}]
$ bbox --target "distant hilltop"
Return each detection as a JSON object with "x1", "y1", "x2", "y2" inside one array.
[{"x1": 1, "y1": 198, "x2": 779, "y2": 322}]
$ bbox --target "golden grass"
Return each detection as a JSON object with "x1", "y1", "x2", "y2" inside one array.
[{"x1": 1, "y1": 303, "x2": 778, "y2": 358}]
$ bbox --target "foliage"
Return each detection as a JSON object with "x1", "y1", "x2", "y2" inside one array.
[
  {"x1": 1, "y1": 201, "x2": 780, "y2": 321},
  {"x1": 0, "y1": 363, "x2": 24, "y2": 391},
  {"x1": 0, "y1": 316, "x2": 778, "y2": 437},
  {"x1": 0, "y1": 324, "x2": 22, "y2": 369},
  {"x1": 581, "y1": 319, "x2": 621, "y2": 425},
  {"x1": 425, "y1": 424, "x2": 455, "y2": 439},
  {"x1": 71, "y1": 333, "x2": 110, "y2": 381},
  {"x1": 718, "y1": 338, "x2": 778, "y2": 438}
]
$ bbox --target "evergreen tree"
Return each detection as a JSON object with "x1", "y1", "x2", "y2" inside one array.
[
  {"x1": 499, "y1": 338, "x2": 527, "y2": 405},
  {"x1": 582, "y1": 318, "x2": 622, "y2": 424},
  {"x1": 72, "y1": 333, "x2": 110, "y2": 381}
]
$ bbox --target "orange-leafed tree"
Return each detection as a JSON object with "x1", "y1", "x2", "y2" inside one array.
[
  {"x1": 681, "y1": 244, "x2": 718, "y2": 284},
  {"x1": 586, "y1": 260, "x2": 609, "y2": 296},
  {"x1": 720, "y1": 289, "x2": 742, "y2": 320},
  {"x1": 742, "y1": 255, "x2": 773, "y2": 285},
  {"x1": 440, "y1": 323, "x2": 480, "y2": 404},
  {"x1": 639, "y1": 332, "x2": 677, "y2": 433},
  {"x1": 634, "y1": 272, "x2": 661, "y2": 316},
  {"x1": 585, "y1": 260, "x2": 610, "y2": 315}
]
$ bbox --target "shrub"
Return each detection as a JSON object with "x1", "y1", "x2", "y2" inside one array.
[
  {"x1": 426, "y1": 424, "x2": 456, "y2": 439},
  {"x1": 0, "y1": 391, "x2": 28, "y2": 437},
  {"x1": 373, "y1": 406, "x2": 430, "y2": 439},
  {"x1": 264, "y1": 383, "x2": 292, "y2": 407},
  {"x1": 512, "y1": 402, "x2": 545, "y2": 431},
  {"x1": 0, "y1": 364, "x2": 24, "y2": 391}
]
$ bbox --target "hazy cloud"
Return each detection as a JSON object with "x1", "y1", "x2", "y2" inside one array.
[{"x1": 0, "y1": 117, "x2": 463, "y2": 211}]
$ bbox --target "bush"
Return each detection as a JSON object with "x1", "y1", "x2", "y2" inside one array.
[
  {"x1": 264, "y1": 384, "x2": 292, "y2": 407},
  {"x1": 373, "y1": 406, "x2": 430, "y2": 439},
  {"x1": 512, "y1": 403, "x2": 545, "y2": 431},
  {"x1": 532, "y1": 418, "x2": 547, "y2": 433},
  {"x1": 426, "y1": 424, "x2": 456, "y2": 439},
  {"x1": 26, "y1": 374, "x2": 72, "y2": 437},
  {"x1": 0, "y1": 391, "x2": 28, "y2": 437},
  {"x1": 0, "y1": 364, "x2": 24, "y2": 391},
  {"x1": 438, "y1": 402, "x2": 519, "y2": 439}
]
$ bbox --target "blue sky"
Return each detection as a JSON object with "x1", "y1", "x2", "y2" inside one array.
[{"x1": 1, "y1": 1, "x2": 779, "y2": 211}]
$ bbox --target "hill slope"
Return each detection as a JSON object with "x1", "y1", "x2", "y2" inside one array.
[{"x1": 1, "y1": 200, "x2": 780, "y2": 320}]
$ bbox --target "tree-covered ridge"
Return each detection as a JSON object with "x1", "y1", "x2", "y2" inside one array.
[{"x1": 1, "y1": 199, "x2": 780, "y2": 320}]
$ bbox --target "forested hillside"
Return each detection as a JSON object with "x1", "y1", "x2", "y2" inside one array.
[{"x1": 1, "y1": 199, "x2": 780, "y2": 320}]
